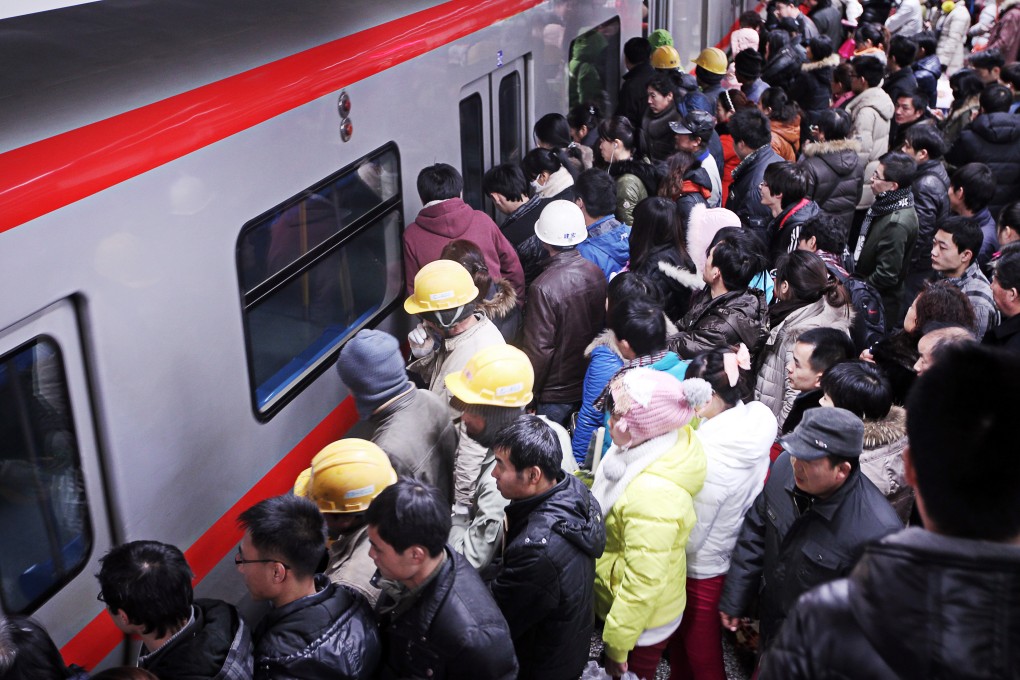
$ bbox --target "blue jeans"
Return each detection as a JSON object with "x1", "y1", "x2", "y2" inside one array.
[{"x1": 535, "y1": 402, "x2": 577, "y2": 428}]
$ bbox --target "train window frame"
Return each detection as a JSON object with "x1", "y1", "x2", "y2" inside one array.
[
  {"x1": 567, "y1": 17, "x2": 622, "y2": 114},
  {"x1": 497, "y1": 70, "x2": 523, "y2": 165},
  {"x1": 459, "y1": 93, "x2": 486, "y2": 211},
  {"x1": 0, "y1": 335, "x2": 93, "y2": 615},
  {"x1": 236, "y1": 142, "x2": 404, "y2": 421}
]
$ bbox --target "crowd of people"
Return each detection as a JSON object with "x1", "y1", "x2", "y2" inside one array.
[{"x1": 5, "y1": 4, "x2": 1020, "y2": 679}]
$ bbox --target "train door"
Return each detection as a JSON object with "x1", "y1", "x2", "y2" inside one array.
[
  {"x1": 458, "y1": 56, "x2": 528, "y2": 217},
  {"x1": 0, "y1": 299, "x2": 117, "y2": 656}
]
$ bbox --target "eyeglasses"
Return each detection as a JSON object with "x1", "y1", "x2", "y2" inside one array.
[
  {"x1": 96, "y1": 590, "x2": 106, "y2": 603},
  {"x1": 871, "y1": 171, "x2": 887, "y2": 181},
  {"x1": 759, "y1": 181, "x2": 769, "y2": 189},
  {"x1": 235, "y1": 548, "x2": 290, "y2": 569}
]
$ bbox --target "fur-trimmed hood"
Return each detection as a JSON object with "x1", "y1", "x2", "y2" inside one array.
[
  {"x1": 863, "y1": 405, "x2": 906, "y2": 450},
  {"x1": 478, "y1": 279, "x2": 517, "y2": 320},
  {"x1": 800, "y1": 53, "x2": 840, "y2": 73},
  {"x1": 657, "y1": 260, "x2": 705, "y2": 292},
  {"x1": 609, "y1": 157, "x2": 660, "y2": 196},
  {"x1": 801, "y1": 138, "x2": 862, "y2": 157}
]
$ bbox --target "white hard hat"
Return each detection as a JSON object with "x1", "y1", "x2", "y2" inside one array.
[{"x1": 535, "y1": 200, "x2": 586, "y2": 247}]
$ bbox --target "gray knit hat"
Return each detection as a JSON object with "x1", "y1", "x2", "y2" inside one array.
[{"x1": 336, "y1": 329, "x2": 412, "y2": 419}]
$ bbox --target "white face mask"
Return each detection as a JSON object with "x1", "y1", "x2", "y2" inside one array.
[{"x1": 530, "y1": 178, "x2": 544, "y2": 193}]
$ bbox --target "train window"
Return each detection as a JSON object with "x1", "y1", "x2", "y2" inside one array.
[
  {"x1": 498, "y1": 71, "x2": 522, "y2": 164},
  {"x1": 459, "y1": 93, "x2": 485, "y2": 210},
  {"x1": 567, "y1": 17, "x2": 621, "y2": 115},
  {"x1": 237, "y1": 144, "x2": 404, "y2": 418},
  {"x1": 0, "y1": 338, "x2": 91, "y2": 614}
]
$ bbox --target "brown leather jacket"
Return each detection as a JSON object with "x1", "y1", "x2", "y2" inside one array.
[
  {"x1": 523, "y1": 250, "x2": 607, "y2": 404},
  {"x1": 668, "y1": 287, "x2": 768, "y2": 365}
]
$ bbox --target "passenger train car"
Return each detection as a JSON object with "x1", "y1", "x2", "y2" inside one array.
[{"x1": 0, "y1": 0, "x2": 742, "y2": 668}]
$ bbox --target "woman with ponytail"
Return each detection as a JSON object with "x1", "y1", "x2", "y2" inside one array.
[
  {"x1": 598, "y1": 116, "x2": 660, "y2": 225},
  {"x1": 754, "y1": 250, "x2": 853, "y2": 427},
  {"x1": 592, "y1": 368, "x2": 709, "y2": 680},
  {"x1": 521, "y1": 147, "x2": 575, "y2": 202},
  {"x1": 533, "y1": 112, "x2": 590, "y2": 176},
  {"x1": 670, "y1": 348, "x2": 777, "y2": 680},
  {"x1": 567, "y1": 103, "x2": 601, "y2": 164}
]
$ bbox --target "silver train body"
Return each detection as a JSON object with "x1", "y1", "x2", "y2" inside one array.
[{"x1": 0, "y1": 0, "x2": 739, "y2": 667}]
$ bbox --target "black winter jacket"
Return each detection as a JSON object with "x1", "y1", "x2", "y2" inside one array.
[
  {"x1": 617, "y1": 61, "x2": 656, "y2": 131},
  {"x1": 761, "y1": 528, "x2": 1020, "y2": 679},
  {"x1": 253, "y1": 578, "x2": 380, "y2": 680},
  {"x1": 378, "y1": 548, "x2": 518, "y2": 680},
  {"x1": 798, "y1": 139, "x2": 865, "y2": 234},
  {"x1": 719, "y1": 453, "x2": 902, "y2": 648},
  {"x1": 881, "y1": 67, "x2": 918, "y2": 104},
  {"x1": 141, "y1": 599, "x2": 253, "y2": 680},
  {"x1": 762, "y1": 46, "x2": 803, "y2": 93},
  {"x1": 906, "y1": 159, "x2": 950, "y2": 272},
  {"x1": 792, "y1": 55, "x2": 838, "y2": 126},
  {"x1": 491, "y1": 473, "x2": 606, "y2": 680},
  {"x1": 632, "y1": 244, "x2": 699, "y2": 321},
  {"x1": 727, "y1": 145, "x2": 784, "y2": 231},
  {"x1": 945, "y1": 111, "x2": 1020, "y2": 217}
]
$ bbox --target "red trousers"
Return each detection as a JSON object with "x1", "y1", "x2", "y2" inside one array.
[{"x1": 669, "y1": 574, "x2": 728, "y2": 680}]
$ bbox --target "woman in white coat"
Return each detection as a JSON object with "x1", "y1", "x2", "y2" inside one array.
[{"x1": 669, "y1": 346, "x2": 777, "y2": 680}]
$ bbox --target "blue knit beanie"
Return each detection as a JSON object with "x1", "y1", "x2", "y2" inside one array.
[{"x1": 336, "y1": 330, "x2": 412, "y2": 419}]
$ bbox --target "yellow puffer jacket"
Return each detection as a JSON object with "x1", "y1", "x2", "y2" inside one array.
[{"x1": 594, "y1": 426, "x2": 707, "y2": 662}]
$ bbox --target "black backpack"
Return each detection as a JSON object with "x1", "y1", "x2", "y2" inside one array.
[{"x1": 828, "y1": 265, "x2": 886, "y2": 353}]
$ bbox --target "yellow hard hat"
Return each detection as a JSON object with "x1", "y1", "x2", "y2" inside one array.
[
  {"x1": 298, "y1": 439, "x2": 397, "y2": 513},
  {"x1": 404, "y1": 260, "x2": 480, "y2": 315},
  {"x1": 293, "y1": 467, "x2": 312, "y2": 498},
  {"x1": 651, "y1": 45, "x2": 682, "y2": 70},
  {"x1": 693, "y1": 47, "x2": 728, "y2": 75},
  {"x1": 445, "y1": 344, "x2": 535, "y2": 408}
]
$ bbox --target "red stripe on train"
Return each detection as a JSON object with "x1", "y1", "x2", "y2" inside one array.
[
  {"x1": 0, "y1": 0, "x2": 543, "y2": 234},
  {"x1": 60, "y1": 398, "x2": 360, "y2": 669}
]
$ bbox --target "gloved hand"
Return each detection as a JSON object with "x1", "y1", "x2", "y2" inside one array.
[{"x1": 408, "y1": 323, "x2": 436, "y2": 358}]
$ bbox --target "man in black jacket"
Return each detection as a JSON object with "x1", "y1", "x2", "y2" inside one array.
[
  {"x1": 237, "y1": 495, "x2": 380, "y2": 680},
  {"x1": 617, "y1": 37, "x2": 655, "y2": 131},
  {"x1": 726, "y1": 108, "x2": 784, "y2": 232},
  {"x1": 763, "y1": 344, "x2": 1020, "y2": 678},
  {"x1": 98, "y1": 540, "x2": 254, "y2": 680},
  {"x1": 719, "y1": 408, "x2": 901, "y2": 651},
  {"x1": 367, "y1": 480, "x2": 518, "y2": 680},
  {"x1": 488, "y1": 416, "x2": 605, "y2": 680}
]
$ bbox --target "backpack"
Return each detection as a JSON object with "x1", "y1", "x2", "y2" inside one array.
[{"x1": 828, "y1": 265, "x2": 886, "y2": 352}]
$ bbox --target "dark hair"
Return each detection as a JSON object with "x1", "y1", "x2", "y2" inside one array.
[
  {"x1": 521, "y1": 147, "x2": 563, "y2": 181},
  {"x1": 797, "y1": 327, "x2": 857, "y2": 373},
  {"x1": 491, "y1": 414, "x2": 562, "y2": 481},
  {"x1": 575, "y1": 168, "x2": 617, "y2": 217},
  {"x1": 91, "y1": 668, "x2": 160, "y2": 680},
  {"x1": 609, "y1": 297, "x2": 668, "y2": 356},
  {"x1": 237, "y1": 495, "x2": 326, "y2": 579},
  {"x1": 441, "y1": 239, "x2": 491, "y2": 305},
  {"x1": 980, "y1": 83, "x2": 1013, "y2": 114},
  {"x1": 797, "y1": 213, "x2": 847, "y2": 254},
  {"x1": 765, "y1": 29, "x2": 790, "y2": 58},
  {"x1": 913, "y1": 279, "x2": 976, "y2": 335},
  {"x1": 625, "y1": 36, "x2": 653, "y2": 64},
  {"x1": 915, "y1": 31, "x2": 937, "y2": 56},
  {"x1": 734, "y1": 49, "x2": 765, "y2": 80},
  {"x1": 607, "y1": 271, "x2": 660, "y2": 322},
  {"x1": 851, "y1": 55, "x2": 885, "y2": 88},
  {"x1": 1000, "y1": 62, "x2": 1020, "y2": 90},
  {"x1": 815, "y1": 108, "x2": 852, "y2": 141},
  {"x1": 568, "y1": 104, "x2": 600, "y2": 134},
  {"x1": 717, "y1": 88, "x2": 752, "y2": 114},
  {"x1": 896, "y1": 90, "x2": 929, "y2": 116},
  {"x1": 365, "y1": 480, "x2": 450, "y2": 557},
  {"x1": 763, "y1": 162, "x2": 809, "y2": 208},
  {"x1": 728, "y1": 107, "x2": 772, "y2": 149},
  {"x1": 482, "y1": 163, "x2": 528, "y2": 202},
  {"x1": 903, "y1": 123, "x2": 946, "y2": 159},
  {"x1": 937, "y1": 215, "x2": 983, "y2": 261},
  {"x1": 647, "y1": 73, "x2": 677, "y2": 99},
  {"x1": 97, "y1": 541, "x2": 193, "y2": 638},
  {"x1": 534, "y1": 112, "x2": 573, "y2": 148},
  {"x1": 807, "y1": 35, "x2": 834, "y2": 61},
  {"x1": 1000, "y1": 202, "x2": 1020, "y2": 234},
  {"x1": 877, "y1": 151, "x2": 916, "y2": 188},
  {"x1": 854, "y1": 22, "x2": 885, "y2": 49},
  {"x1": 820, "y1": 360, "x2": 892, "y2": 419},
  {"x1": 774, "y1": 250, "x2": 851, "y2": 308},
  {"x1": 832, "y1": 61, "x2": 854, "y2": 93},
  {"x1": 888, "y1": 34, "x2": 917, "y2": 68},
  {"x1": 995, "y1": 242, "x2": 1020, "y2": 290},
  {"x1": 739, "y1": 10, "x2": 764, "y2": 29},
  {"x1": 906, "y1": 345, "x2": 1020, "y2": 540},
  {"x1": 598, "y1": 115, "x2": 638, "y2": 151},
  {"x1": 969, "y1": 48, "x2": 1005, "y2": 70},
  {"x1": 658, "y1": 150, "x2": 701, "y2": 200},
  {"x1": 949, "y1": 69, "x2": 984, "y2": 110},
  {"x1": 709, "y1": 226, "x2": 768, "y2": 290},
  {"x1": 759, "y1": 87, "x2": 799, "y2": 123},
  {"x1": 630, "y1": 197, "x2": 691, "y2": 270},
  {"x1": 416, "y1": 163, "x2": 463, "y2": 203},
  {"x1": 685, "y1": 350, "x2": 743, "y2": 406},
  {"x1": 950, "y1": 163, "x2": 995, "y2": 212},
  {"x1": 0, "y1": 617, "x2": 72, "y2": 680}
]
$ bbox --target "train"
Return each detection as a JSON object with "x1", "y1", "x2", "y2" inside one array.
[{"x1": 0, "y1": 0, "x2": 742, "y2": 669}]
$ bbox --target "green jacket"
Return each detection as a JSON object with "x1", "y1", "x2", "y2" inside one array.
[
  {"x1": 615, "y1": 173, "x2": 648, "y2": 226},
  {"x1": 856, "y1": 206, "x2": 918, "y2": 323}
]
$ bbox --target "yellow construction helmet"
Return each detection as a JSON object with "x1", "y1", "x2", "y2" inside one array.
[
  {"x1": 445, "y1": 344, "x2": 535, "y2": 407},
  {"x1": 651, "y1": 45, "x2": 681, "y2": 70},
  {"x1": 404, "y1": 260, "x2": 480, "y2": 315},
  {"x1": 298, "y1": 439, "x2": 397, "y2": 513},
  {"x1": 693, "y1": 47, "x2": 728, "y2": 75}
]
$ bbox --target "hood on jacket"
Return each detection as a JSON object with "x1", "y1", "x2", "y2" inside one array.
[
  {"x1": 849, "y1": 527, "x2": 1020, "y2": 677},
  {"x1": 545, "y1": 473, "x2": 606, "y2": 558},
  {"x1": 863, "y1": 404, "x2": 906, "y2": 449},
  {"x1": 609, "y1": 157, "x2": 660, "y2": 196},
  {"x1": 414, "y1": 198, "x2": 476, "y2": 238},
  {"x1": 802, "y1": 138, "x2": 863, "y2": 177},
  {"x1": 478, "y1": 279, "x2": 517, "y2": 320},
  {"x1": 771, "y1": 117, "x2": 802, "y2": 147},
  {"x1": 969, "y1": 111, "x2": 1020, "y2": 145},
  {"x1": 658, "y1": 260, "x2": 705, "y2": 291},
  {"x1": 696, "y1": 400, "x2": 777, "y2": 465},
  {"x1": 800, "y1": 53, "x2": 840, "y2": 72},
  {"x1": 846, "y1": 87, "x2": 895, "y2": 122}
]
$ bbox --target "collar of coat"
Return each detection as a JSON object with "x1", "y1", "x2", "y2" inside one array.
[
  {"x1": 783, "y1": 458, "x2": 863, "y2": 520},
  {"x1": 863, "y1": 405, "x2": 906, "y2": 449},
  {"x1": 477, "y1": 279, "x2": 517, "y2": 320},
  {"x1": 1000, "y1": 0, "x2": 1020, "y2": 14},
  {"x1": 800, "y1": 53, "x2": 840, "y2": 73},
  {"x1": 801, "y1": 138, "x2": 862, "y2": 157}
]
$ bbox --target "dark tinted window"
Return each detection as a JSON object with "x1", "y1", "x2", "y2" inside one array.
[
  {"x1": 459, "y1": 93, "x2": 485, "y2": 210},
  {"x1": 237, "y1": 145, "x2": 404, "y2": 417},
  {"x1": 0, "y1": 338, "x2": 91, "y2": 614},
  {"x1": 568, "y1": 17, "x2": 622, "y2": 115},
  {"x1": 498, "y1": 71, "x2": 523, "y2": 164}
]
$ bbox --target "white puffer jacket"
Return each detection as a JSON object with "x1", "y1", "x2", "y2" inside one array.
[{"x1": 687, "y1": 400, "x2": 777, "y2": 578}]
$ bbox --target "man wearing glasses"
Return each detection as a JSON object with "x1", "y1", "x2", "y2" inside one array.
[{"x1": 236, "y1": 494, "x2": 380, "y2": 679}]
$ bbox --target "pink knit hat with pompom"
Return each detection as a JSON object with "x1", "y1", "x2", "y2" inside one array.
[{"x1": 608, "y1": 369, "x2": 712, "y2": 444}]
